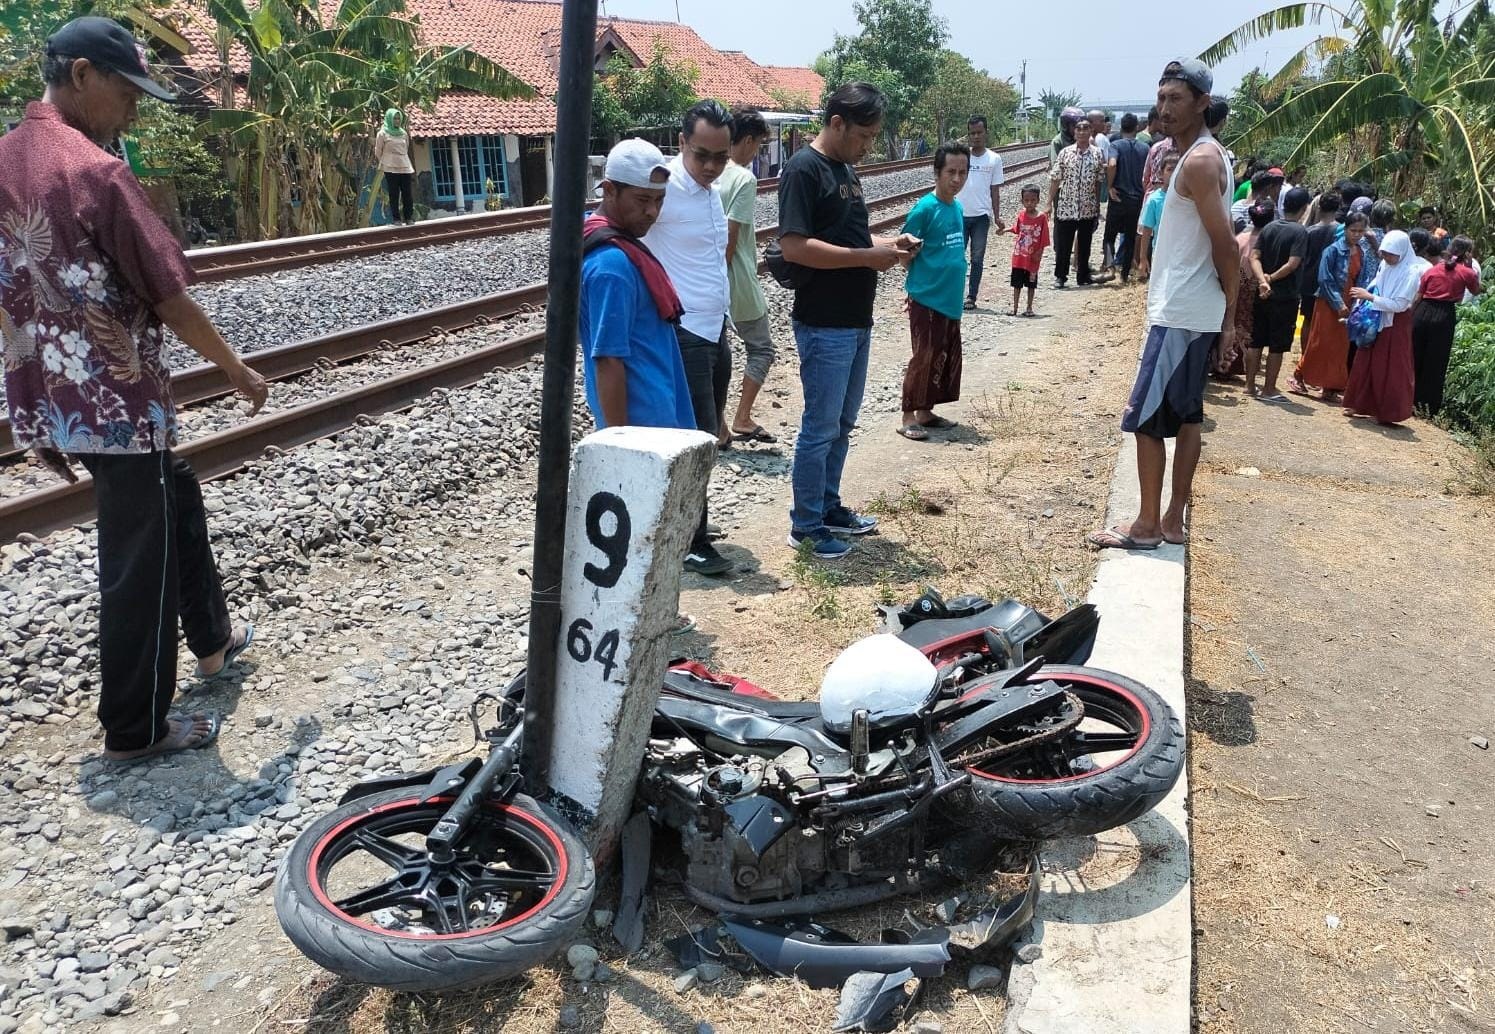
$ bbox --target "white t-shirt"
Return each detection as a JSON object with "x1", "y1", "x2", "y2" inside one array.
[
  {"x1": 1466, "y1": 257, "x2": 1483, "y2": 303},
  {"x1": 1094, "y1": 133, "x2": 1113, "y2": 161},
  {"x1": 956, "y1": 148, "x2": 1005, "y2": 220},
  {"x1": 642, "y1": 155, "x2": 729, "y2": 341}
]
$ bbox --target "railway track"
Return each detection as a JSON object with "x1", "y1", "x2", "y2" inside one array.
[
  {"x1": 1, "y1": 155, "x2": 1048, "y2": 541},
  {"x1": 186, "y1": 144, "x2": 1042, "y2": 282}
]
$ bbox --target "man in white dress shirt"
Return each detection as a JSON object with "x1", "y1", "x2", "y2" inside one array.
[{"x1": 642, "y1": 99, "x2": 736, "y2": 576}]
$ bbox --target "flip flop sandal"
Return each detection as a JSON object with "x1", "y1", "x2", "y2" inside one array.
[
  {"x1": 732, "y1": 426, "x2": 778, "y2": 444},
  {"x1": 1258, "y1": 393, "x2": 1291, "y2": 404},
  {"x1": 920, "y1": 416, "x2": 958, "y2": 429},
  {"x1": 1086, "y1": 528, "x2": 1162, "y2": 551},
  {"x1": 897, "y1": 424, "x2": 930, "y2": 441},
  {"x1": 195, "y1": 624, "x2": 254, "y2": 682},
  {"x1": 671, "y1": 613, "x2": 697, "y2": 635},
  {"x1": 105, "y1": 711, "x2": 222, "y2": 763}
]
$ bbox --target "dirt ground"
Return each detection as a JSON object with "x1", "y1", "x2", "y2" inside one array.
[
  {"x1": 1187, "y1": 368, "x2": 1495, "y2": 1031},
  {"x1": 42, "y1": 231, "x2": 1147, "y2": 1034}
]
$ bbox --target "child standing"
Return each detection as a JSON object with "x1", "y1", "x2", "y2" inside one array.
[
  {"x1": 1008, "y1": 185, "x2": 1050, "y2": 316},
  {"x1": 1133, "y1": 152, "x2": 1179, "y2": 280},
  {"x1": 897, "y1": 143, "x2": 970, "y2": 441}
]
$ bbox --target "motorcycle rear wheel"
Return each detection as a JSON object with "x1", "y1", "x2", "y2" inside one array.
[
  {"x1": 275, "y1": 788, "x2": 594, "y2": 991},
  {"x1": 948, "y1": 665, "x2": 1184, "y2": 839}
]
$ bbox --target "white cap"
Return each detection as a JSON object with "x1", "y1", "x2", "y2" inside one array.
[{"x1": 603, "y1": 138, "x2": 670, "y2": 190}]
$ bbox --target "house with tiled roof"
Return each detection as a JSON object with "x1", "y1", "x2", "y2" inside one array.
[{"x1": 165, "y1": 0, "x2": 820, "y2": 213}]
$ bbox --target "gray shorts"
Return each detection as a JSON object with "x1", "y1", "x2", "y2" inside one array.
[{"x1": 730, "y1": 314, "x2": 776, "y2": 384}]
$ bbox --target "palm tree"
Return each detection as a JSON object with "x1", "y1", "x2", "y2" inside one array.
[
  {"x1": 205, "y1": 0, "x2": 532, "y2": 238},
  {"x1": 1200, "y1": 0, "x2": 1495, "y2": 227}
]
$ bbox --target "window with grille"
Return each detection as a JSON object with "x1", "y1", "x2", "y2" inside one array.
[{"x1": 430, "y1": 135, "x2": 510, "y2": 201}]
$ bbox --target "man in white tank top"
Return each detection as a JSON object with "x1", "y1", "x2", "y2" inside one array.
[{"x1": 1088, "y1": 59, "x2": 1238, "y2": 551}]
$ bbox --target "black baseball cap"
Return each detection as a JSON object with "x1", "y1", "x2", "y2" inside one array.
[
  {"x1": 1159, "y1": 59, "x2": 1213, "y2": 95},
  {"x1": 45, "y1": 16, "x2": 178, "y2": 101}
]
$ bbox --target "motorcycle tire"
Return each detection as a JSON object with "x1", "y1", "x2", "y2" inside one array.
[
  {"x1": 950, "y1": 664, "x2": 1184, "y2": 839},
  {"x1": 275, "y1": 788, "x2": 594, "y2": 992}
]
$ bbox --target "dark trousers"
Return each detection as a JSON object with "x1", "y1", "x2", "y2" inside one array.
[
  {"x1": 963, "y1": 215, "x2": 990, "y2": 302},
  {"x1": 1412, "y1": 299, "x2": 1457, "y2": 416},
  {"x1": 1105, "y1": 197, "x2": 1143, "y2": 278},
  {"x1": 676, "y1": 322, "x2": 732, "y2": 552},
  {"x1": 1054, "y1": 217, "x2": 1098, "y2": 285},
  {"x1": 76, "y1": 451, "x2": 232, "y2": 752},
  {"x1": 385, "y1": 172, "x2": 414, "y2": 223}
]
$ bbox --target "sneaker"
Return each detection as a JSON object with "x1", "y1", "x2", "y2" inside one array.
[
  {"x1": 823, "y1": 506, "x2": 878, "y2": 536},
  {"x1": 684, "y1": 543, "x2": 733, "y2": 577},
  {"x1": 787, "y1": 529, "x2": 853, "y2": 560},
  {"x1": 1054, "y1": 278, "x2": 1068, "y2": 290},
  {"x1": 963, "y1": 298, "x2": 977, "y2": 311}
]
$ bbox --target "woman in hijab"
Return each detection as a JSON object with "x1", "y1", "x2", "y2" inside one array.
[
  {"x1": 1342, "y1": 230, "x2": 1427, "y2": 425},
  {"x1": 1289, "y1": 209, "x2": 1375, "y2": 400},
  {"x1": 374, "y1": 109, "x2": 415, "y2": 225}
]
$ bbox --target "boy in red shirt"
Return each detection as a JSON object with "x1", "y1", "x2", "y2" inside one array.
[{"x1": 1008, "y1": 185, "x2": 1051, "y2": 316}]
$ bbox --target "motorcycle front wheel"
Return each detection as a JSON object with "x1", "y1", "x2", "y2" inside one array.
[
  {"x1": 948, "y1": 665, "x2": 1185, "y2": 839},
  {"x1": 275, "y1": 788, "x2": 594, "y2": 991}
]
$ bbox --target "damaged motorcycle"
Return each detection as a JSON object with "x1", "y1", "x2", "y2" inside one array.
[{"x1": 274, "y1": 593, "x2": 1184, "y2": 991}]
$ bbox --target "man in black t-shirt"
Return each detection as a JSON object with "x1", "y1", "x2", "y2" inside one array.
[
  {"x1": 1105, "y1": 113, "x2": 1150, "y2": 282},
  {"x1": 777, "y1": 82, "x2": 920, "y2": 560},
  {"x1": 1248, "y1": 187, "x2": 1311, "y2": 401}
]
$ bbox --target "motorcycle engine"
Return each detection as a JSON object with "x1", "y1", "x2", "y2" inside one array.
[{"x1": 640, "y1": 738, "x2": 829, "y2": 905}]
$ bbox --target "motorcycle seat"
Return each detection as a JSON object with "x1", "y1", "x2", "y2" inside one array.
[{"x1": 660, "y1": 678, "x2": 822, "y2": 721}]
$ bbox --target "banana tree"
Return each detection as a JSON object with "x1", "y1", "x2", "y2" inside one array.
[
  {"x1": 204, "y1": 0, "x2": 531, "y2": 239},
  {"x1": 1200, "y1": 0, "x2": 1495, "y2": 231}
]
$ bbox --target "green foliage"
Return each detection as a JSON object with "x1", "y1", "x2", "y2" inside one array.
[
  {"x1": 816, "y1": 0, "x2": 948, "y2": 156},
  {"x1": 1446, "y1": 291, "x2": 1495, "y2": 436},
  {"x1": 1204, "y1": 1, "x2": 1495, "y2": 247},
  {"x1": 1035, "y1": 87, "x2": 1081, "y2": 118},
  {"x1": 591, "y1": 43, "x2": 699, "y2": 143},
  {"x1": 128, "y1": 98, "x2": 226, "y2": 208},
  {"x1": 204, "y1": 0, "x2": 532, "y2": 239},
  {"x1": 908, "y1": 50, "x2": 1018, "y2": 143}
]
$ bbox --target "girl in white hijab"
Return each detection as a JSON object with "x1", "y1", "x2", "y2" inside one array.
[
  {"x1": 1343, "y1": 229, "x2": 1422, "y2": 423},
  {"x1": 1353, "y1": 230, "x2": 1426, "y2": 329}
]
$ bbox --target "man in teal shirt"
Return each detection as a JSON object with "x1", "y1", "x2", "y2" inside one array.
[{"x1": 897, "y1": 143, "x2": 970, "y2": 440}]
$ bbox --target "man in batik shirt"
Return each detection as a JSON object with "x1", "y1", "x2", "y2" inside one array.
[{"x1": 1, "y1": 18, "x2": 268, "y2": 761}]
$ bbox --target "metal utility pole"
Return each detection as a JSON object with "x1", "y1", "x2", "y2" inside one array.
[
  {"x1": 522, "y1": 0, "x2": 599, "y2": 787},
  {"x1": 1020, "y1": 60, "x2": 1028, "y2": 143}
]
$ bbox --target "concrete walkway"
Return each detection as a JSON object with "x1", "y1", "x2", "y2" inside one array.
[{"x1": 1004, "y1": 435, "x2": 1192, "y2": 1034}]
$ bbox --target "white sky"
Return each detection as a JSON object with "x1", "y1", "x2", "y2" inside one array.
[{"x1": 598, "y1": 0, "x2": 1333, "y2": 104}]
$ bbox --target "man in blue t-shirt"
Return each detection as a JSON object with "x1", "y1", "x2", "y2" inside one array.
[
  {"x1": 580, "y1": 140, "x2": 717, "y2": 617},
  {"x1": 580, "y1": 139, "x2": 695, "y2": 431}
]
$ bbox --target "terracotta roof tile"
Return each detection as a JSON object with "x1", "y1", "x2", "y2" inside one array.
[
  {"x1": 760, "y1": 65, "x2": 824, "y2": 111},
  {"x1": 606, "y1": 21, "x2": 775, "y2": 107},
  {"x1": 407, "y1": 93, "x2": 558, "y2": 136},
  {"x1": 160, "y1": 0, "x2": 793, "y2": 135}
]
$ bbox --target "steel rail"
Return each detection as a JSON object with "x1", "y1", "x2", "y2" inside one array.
[
  {"x1": 186, "y1": 143, "x2": 1045, "y2": 282},
  {"x1": 1, "y1": 156, "x2": 1050, "y2": 540},
  {"x1": 0, "y1": 282, "x2": 548, "y2": 461},
  {"x1": 0, "y1": 330, "x2": 546, "y2": 542}
]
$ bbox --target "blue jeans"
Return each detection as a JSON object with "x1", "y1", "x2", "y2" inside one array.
[
  {"x1": 791, "y1": 322, "x2": 871, "y2": 534},
  {"x1": 963, "y1": 215, "x2": 990, "y2": 302}
]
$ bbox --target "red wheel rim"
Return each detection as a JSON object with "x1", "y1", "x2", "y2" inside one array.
[
  {"x1": 957, "y1": 673, "x2": 1151, "y2": 785},
  {"x1": 306, "y1": 796, "x2": 567, "y2": 941}
]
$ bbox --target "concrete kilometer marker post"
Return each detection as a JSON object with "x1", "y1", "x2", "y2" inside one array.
[{"x1": 541, "y1": 426, "x2": 716, "y2": 862}]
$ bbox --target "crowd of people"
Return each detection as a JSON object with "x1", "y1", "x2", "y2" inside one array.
[{"x1": 3, "y1": 16, "x2": 1483, "y2": 765}]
